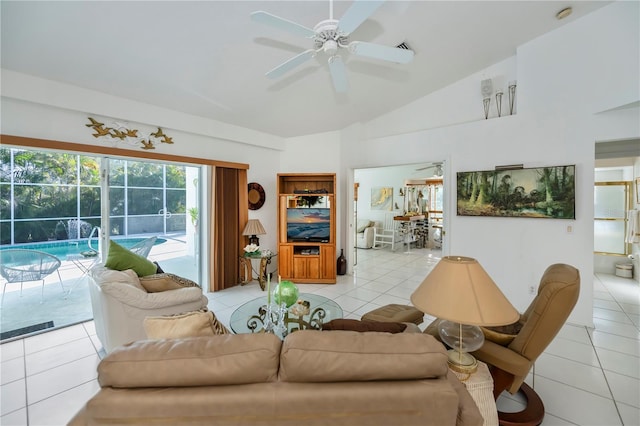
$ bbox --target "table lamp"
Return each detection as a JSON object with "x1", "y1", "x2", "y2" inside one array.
[
  {"x1": 242, "y1": 219, "x2": 266, "y2": 246},
  {"x1": 411, "y1": 256, "x2": 519, "y2": 373}
]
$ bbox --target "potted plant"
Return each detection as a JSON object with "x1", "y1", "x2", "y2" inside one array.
[{"x1": 188, "y1": 207, "x2": 198, "y2": 230}]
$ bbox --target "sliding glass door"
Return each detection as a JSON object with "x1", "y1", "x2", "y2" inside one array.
[
  {"x1": 106, "y1": 157, "x2": 202, "y2": 281},
  {"x1": 1, "y1": 147, "x2": 204, "y2": 340}
]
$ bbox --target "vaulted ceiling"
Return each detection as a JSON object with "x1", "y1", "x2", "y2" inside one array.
[{"x1": 1, "y1": 1, "x2": 610, "y2": 138}]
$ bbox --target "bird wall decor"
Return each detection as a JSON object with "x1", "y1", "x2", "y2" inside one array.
[{"x1": 85, "y1": 118, "x2": 175, "y2": 150}]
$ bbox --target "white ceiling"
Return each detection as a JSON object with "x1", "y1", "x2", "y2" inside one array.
[{"x1": 1, "y1": 1, "x2": 611, "y2": 138}]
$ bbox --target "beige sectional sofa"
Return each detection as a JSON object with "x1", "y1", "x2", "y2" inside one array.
[{"x1": 69, "y1": 330, "x2": 483, "y2": 426}]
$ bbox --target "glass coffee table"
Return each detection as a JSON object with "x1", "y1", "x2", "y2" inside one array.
[{"x1": 229, "y1": 293, "x2": 342, "y2": 338}]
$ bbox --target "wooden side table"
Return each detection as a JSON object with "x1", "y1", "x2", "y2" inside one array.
[{"x1": 452, "y1": 361, "x2": 498, "y2": 426}]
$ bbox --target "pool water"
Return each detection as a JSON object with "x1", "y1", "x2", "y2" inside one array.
[{"x1": 0, "y1": 238, "x2": 166, "y2": 258}]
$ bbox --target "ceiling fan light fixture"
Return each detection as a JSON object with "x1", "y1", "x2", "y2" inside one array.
[{"x1": 323, "y1": 39, "x2": 339, "y2": 55}]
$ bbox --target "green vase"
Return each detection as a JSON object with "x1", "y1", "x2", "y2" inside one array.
[{"x1": 272, "y1": 280, "x2": 299, "y2": 307}]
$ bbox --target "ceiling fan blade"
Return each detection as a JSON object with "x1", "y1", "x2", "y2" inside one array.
[
  {"x1": 265, "y1": 49, "x2": 316, "y2": 79},
  {"x1": 328, "y1": 55, "x2": 348, "y2": 93},
  {"x1": 338, "y1": 0, "x2": 385, "y2": 35},
  {"x1": 250, "y1": 11, "x2": 316, "y2": 38},
  {"x1": 349, "y1": 41, "x2": 414, "y2": 64}
]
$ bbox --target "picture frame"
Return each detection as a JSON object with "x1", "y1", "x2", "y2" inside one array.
[
  {"x1": 457, "y1": 165, "x2": 575, "y2": 219},
  {"x1": 371, "y1": 187, "x2": 393, "y2": 211}
]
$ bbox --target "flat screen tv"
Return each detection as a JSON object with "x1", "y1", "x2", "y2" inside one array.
[{"x1": 286, "y1": 208, "x2": 331, "y2": 242}]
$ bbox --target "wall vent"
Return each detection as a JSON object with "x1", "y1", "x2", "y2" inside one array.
[{"x1": 395, "y1": 42, "x2": 411, "y2": 50}]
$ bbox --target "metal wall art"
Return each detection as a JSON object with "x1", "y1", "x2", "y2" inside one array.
[
  {"x1": 86, "y1": 117, "x2": 174, "y2": 150},
  {"x1": 457, "y1": 165, "x2": 575, "y2": 219}
]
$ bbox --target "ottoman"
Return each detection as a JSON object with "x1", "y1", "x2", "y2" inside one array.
[{"x1": 361, "y1": 304, "x2": 424, "y2": 325}]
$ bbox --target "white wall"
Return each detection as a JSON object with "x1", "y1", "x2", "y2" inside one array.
[
  {"x1": 336, "y1": 1, "x2": 640, "y2": 326},
  {"x1": 0, "y1": 86, "x2": 285, "y2": 256}
]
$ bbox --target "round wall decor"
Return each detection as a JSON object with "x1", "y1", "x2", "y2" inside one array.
[{"x1": 248, "y1": 182, "x2": 266, "y2": 210}]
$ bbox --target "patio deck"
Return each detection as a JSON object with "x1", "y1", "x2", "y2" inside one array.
[{"x1": 0, "y1": 237, "x2": 196, "y2": 341}]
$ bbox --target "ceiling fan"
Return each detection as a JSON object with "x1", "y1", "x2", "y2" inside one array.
[
  {"x1": 415, "y1": 162, "x2": 444, "y2": 177},
  {"x1": 250, "y1": 0, "x2": 414, "y2": 93}
]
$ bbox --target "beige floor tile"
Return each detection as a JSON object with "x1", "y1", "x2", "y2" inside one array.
[
  {"x1": 0, "y1": 340, "x2": 24, "y2": 362},
  {"x1": 25, "y1": 337, "x2": 97, "y2": 376},
  {"x1": 535, "y1": 353, "x2": 611, "y2": 398},
  {"x1": 536, "y1": 376, "x2": 621, "y2": 426},
  {"x1": 26, "y1": 354, "x2": 99, "y2": 405},
  {"x1": 28, "y1": 380, "x2": 100, "y2": 426},
  {"x1": 617, "y1": 402, "x2": 640, "y2": 426},
  {"x1": 596, "y1": 347, "x2": 640, "y2": 379},
  {"x1": 1, "y1": 379, "x2": 26, "y2": 417},
  {"x1": 1, "y1": 357, "x2": 25, "y2": 385},
  {"x1": 23, "y1": 324, "x2": 88, "y2": 355},
  {"x1": 0, "y1": 406, "x2": 27, "y2": 426},
  {"x1": 604, "y1": 370, "x2": 640, "y2": 408}
]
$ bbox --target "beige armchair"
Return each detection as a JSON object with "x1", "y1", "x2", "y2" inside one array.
[
  {"x1": 88, "y1": 265, "x2": 208, "y2": 352},
  {"x1": 472, "y1": 263, "x2": 580, "y2": 426}
]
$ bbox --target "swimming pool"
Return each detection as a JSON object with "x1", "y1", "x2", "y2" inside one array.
[{"x1": 0, "y1": 237, "x2": 167, "y2": 258}]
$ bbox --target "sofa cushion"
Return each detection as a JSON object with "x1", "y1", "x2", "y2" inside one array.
[
  {"x1": 322, "y1": 319, "x2": 407, "y2": 333},
  {"x1": 98, "y1": 334, "x2": 282, "y2": 388},
  {"x1": 279, "y1": 330, "x2": 448, "y2": 383},
  {"x1": 105, "y1": 240, "x2": 157, "y2": 277},
  {"x1": 139, "y1": 273, "x2": 200, "y2": 292},
  {"x1": 144, "y1": 310, "x2": 229, "y2": 339},
  {"x1": 90, "y1": 267, "x2": 146, "y2": 292}
]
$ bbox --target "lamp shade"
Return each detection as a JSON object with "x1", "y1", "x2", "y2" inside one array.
[
  {"x1": 242, "y1": 219, "x2": 266, "y2": 236},
  {"x1": 410, "y1": 256, "x2": 519, "y2": 327}
]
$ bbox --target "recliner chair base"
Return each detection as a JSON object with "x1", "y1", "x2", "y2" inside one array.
[{"x1": 498, "y1": 382, "x2": 544, "y2": 426}]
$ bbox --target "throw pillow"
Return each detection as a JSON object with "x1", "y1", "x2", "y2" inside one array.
[
  {"x1": 105, "y1": 240, "x2": 157, "y2": 277},
  {"x1": 356, "y1": 219, "x2": 373, "y2": 233},
  {"x1": 144, "y1": 310, "x2": 230, "y2": 339},
  {"x1": 322, "y1": 319, "x2": 407, "y2": 333},
  {"x1": 481, "y1": 318, "x2": 523, "y2": 346},
  {"x1": 139, "y1": 273, "x2": 200, "y2": 293}
]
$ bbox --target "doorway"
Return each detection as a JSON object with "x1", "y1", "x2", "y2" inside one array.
[
  {"x1": 594, "y1": 139, "x2": 640, "y2": 280},
  {"x1": 351, "y1": 161, "x2": 446, "y2": 267}
]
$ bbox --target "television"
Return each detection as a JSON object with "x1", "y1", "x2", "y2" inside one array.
[{"x1": 286, "y1": 208, "x2": 331, "y2": 242}]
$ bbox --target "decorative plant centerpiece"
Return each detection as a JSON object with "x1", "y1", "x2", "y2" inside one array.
[{"x1": 244, "y1": 244, "x2": 260, "y2": 255}]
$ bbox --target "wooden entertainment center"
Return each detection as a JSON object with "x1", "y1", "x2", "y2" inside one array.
[{"x1": 277, "y1": 173, "x2": 336, "y2": 284}]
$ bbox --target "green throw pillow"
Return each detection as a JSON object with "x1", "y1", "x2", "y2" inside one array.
[{"x1": 105, "y1": 240, "x2": 157, "y2": 277}]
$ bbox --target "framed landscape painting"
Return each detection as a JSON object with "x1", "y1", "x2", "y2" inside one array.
[{"x1": 457, "y1": 165, "x2": 575, "y2": 219}]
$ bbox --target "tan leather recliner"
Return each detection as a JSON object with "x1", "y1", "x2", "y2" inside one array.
[{"x1": 472, "y1": 263, "x2": 580, "y2": 426}]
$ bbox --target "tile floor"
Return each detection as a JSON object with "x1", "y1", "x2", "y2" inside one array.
[{"x1": 1, "y1": 247, "x2": 639, "y2": 425}]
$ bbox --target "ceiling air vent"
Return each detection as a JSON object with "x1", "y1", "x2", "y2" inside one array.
[{"x1": 396, "y1": 42, "x2": 411, "y2": 50}]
